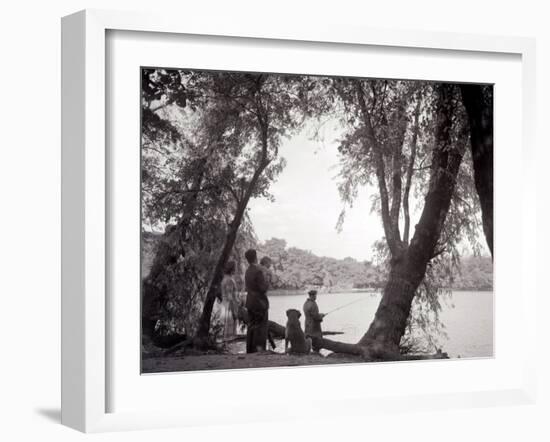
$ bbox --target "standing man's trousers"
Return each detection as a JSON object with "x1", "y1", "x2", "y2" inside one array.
[{"x1": 246, "y1": 309, "x2": 268, "y2": 353}]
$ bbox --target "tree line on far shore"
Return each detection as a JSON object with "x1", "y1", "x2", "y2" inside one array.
[{"x1": 143, "y1": 233, "x2": 493, "y2": 293}]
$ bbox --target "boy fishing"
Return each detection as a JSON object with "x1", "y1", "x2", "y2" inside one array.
[{"x1": 303, "y1": 289, "x2": 325, "y2": 352}]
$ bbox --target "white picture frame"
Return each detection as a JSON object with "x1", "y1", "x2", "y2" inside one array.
[{"x1": 61, "y1": 9, "x2": 537, "y2": 433}]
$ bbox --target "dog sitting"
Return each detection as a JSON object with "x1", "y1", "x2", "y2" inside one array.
[{"x1": 285, "y1": 309, "x2": 311, "y2": 354}]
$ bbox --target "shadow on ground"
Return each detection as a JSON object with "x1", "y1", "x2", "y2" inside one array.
[{"x1": 35, "y1": 408, "x2": 61, "y2": 423}]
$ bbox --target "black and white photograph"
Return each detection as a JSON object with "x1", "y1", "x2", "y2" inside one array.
[
  {"x1": 140, "y1": 68, "x2": 494, "y2": 373},
  {"x1": 5, "y1": 0, "x2": 550, "y2": 438}
]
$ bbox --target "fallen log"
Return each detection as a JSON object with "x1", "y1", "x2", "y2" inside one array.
[
  {"x1": 163, "y1": 319, "x2": 287, "y2": 356},
  {"x1": 163, "y1": 337, "x2": 202, "y2": 356},
  {"x1": 266, "y1": 321, "x2": 343, "y2": 338},
  {"x1": 311, "y1": 336, "x2": 365, "y2": 357},
  {"x1": 312, "y1": 336, "x2": 449, "y2": 362},
  {"x1": 151, "y1": 333, "x2": 188, "y2": 349},
  {"x1": 221, "y1": 330, "x2": 345, "y2": 344},
  {"x1": 267, "y1": 320, "x2": 285, "y2": 338}
]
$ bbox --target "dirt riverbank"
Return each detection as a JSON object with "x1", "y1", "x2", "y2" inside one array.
[{"x1": 142, "y1": 351, "x2": 363, "y2": 373}]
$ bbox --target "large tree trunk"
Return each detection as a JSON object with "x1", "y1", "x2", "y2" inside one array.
[
  {"x1": 195, "y1": 209, "x2": 246, "y2": 339},
  {"x1": 358, "y1": 85, "x2": 466, "y2": 356},
  {"x1": 459, "y1": 84, "x2": 494, "y2": 257}
]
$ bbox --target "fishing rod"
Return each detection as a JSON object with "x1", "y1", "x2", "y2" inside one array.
[{"x1": 323, "y1": 297, "x2": 368, "y2": 316}]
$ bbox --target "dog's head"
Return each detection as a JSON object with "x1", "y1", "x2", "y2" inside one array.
[{"x1": 286, "y1": 309, "x2": 301, "y2": 320}]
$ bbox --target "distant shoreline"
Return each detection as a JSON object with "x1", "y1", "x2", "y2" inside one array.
[
  {"x1": 267, "y1": 288, "x2": 378, "y2": 296},
  {"x1": 266, "y1": 288, "x2": 493, "y2": 296}
]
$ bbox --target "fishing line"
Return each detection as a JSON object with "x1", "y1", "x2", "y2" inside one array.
[{"x1": 323, "y1": 296, "x2": 369, "y2": 316}]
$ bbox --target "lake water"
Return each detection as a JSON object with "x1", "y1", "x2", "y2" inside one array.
[{"x1": 230, "y1": 290, "x2": 494, "y2": 358}]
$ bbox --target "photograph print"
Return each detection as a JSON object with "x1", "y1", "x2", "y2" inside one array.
[{"x1": 140, "y1": 68, "x2": 493, "y2": 373}]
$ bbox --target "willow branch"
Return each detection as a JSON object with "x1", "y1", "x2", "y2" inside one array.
[{"x1": 354, "y1": 80, "x2": 397, "y2": 256}]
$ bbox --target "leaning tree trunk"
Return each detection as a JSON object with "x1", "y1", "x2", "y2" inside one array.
[
  {"x1": 358, "y1": 85, "x2": 466, "y2": 357},
  {"x1": 196, "y1": 129, "x2": 271, "y2": 340},
  {"x1": 195, "y1": 207, "x2": 247, "y2": 339},
  {"x1": 459, "y1": 84, "x2": 494, "y2": 257},
  {"x1": 195, "y1": 163, "x2": 268, "y2": 339}
]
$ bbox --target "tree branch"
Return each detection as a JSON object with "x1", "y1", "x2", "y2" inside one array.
[
  {"x1": 223, "y1": 183, "x2": 242, "y2": 205},
  {"x1": 354, "y1": 80, "x2": 397, "y2": 256},
  {"x1": 389, "y1": 99, "x2": 409, "y2": 246}
]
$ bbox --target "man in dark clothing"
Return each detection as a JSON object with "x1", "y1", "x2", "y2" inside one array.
[
  {"x1": 303, "y1": 289, "x2": 325, "y2": 352},
  {"x1": 244, "y1": 249, "x2": 270, "y2": 353}
]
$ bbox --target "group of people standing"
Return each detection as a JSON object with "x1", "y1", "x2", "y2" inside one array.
[{"x1": 218, "y1": 248, "x2": 325, "y2": 354}]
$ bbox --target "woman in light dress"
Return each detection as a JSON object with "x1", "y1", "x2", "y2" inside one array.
[{"x1": 220, "y1": 260, "x2": 239, "y2": 342}]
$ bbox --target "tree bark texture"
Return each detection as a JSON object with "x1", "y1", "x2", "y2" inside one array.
[
  {"x1": 388, "y1": 100, "x2": 408, "y2": 245},
  {"x1": 459, "y1": 84, "x2": 494, "y2": 257}
]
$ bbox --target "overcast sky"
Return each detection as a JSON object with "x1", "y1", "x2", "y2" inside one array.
[{"x1": 247, "y1": 123, "x2": 385, "y2": 262}]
